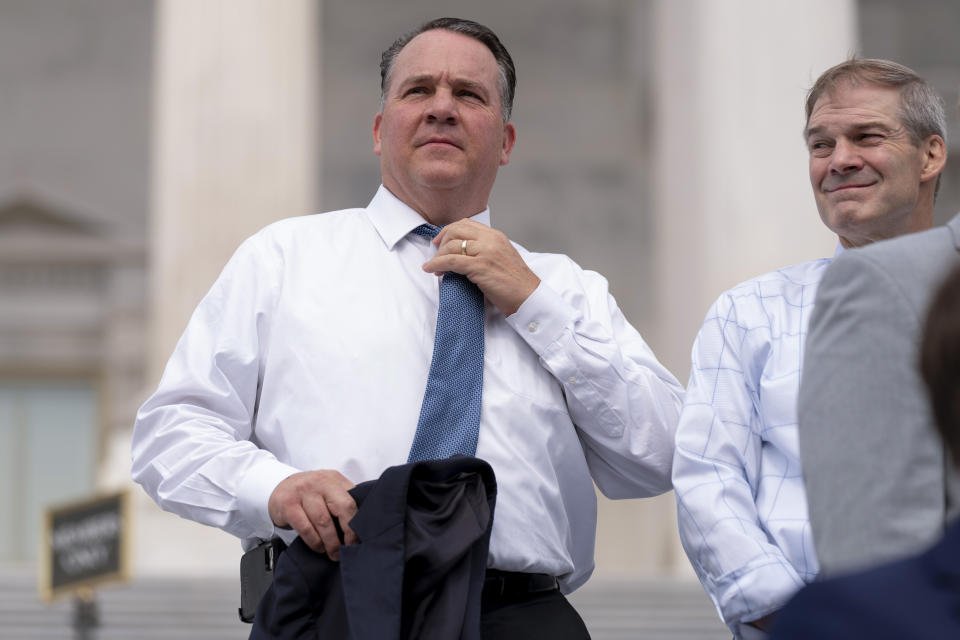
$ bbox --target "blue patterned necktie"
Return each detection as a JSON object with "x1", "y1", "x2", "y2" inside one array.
[{"x1": 407, "y1": 223, "x2": 485, "y2": 462}]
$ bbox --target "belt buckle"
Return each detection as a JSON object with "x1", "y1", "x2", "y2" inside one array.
[
  {"x1": 490, "y1": 573, "x2": 507, "y2": 598},
  {"x1": 484, "y1": 570, "x2": 509, "y2": 598}
]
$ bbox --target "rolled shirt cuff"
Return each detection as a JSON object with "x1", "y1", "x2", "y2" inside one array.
[{"x1": 235, "y1": 457, "x2": 301, "y2": 546}]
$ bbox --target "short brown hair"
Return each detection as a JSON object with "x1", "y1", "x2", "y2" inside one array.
[
  {"x1": 805, "y1": 58, "x2": 946, "y2": 145},
  {"x1": 920, "y1": 263, "x2": 960, "y2": 467}
]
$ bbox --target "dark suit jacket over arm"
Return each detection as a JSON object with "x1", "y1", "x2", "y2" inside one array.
[{"x1": 250, "y1": 456, "x2": 497, "y2": 640}]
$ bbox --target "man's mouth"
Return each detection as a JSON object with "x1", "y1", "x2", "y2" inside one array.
[
  {"x1": 419, "y1": 137, "x2": 462, "y2": 149},
  {"x1": 825, "y1": 182, "x2": 876, "y2": 193}
]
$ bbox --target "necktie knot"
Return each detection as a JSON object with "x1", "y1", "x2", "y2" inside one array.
[{"x1": 412, "y1": 223, "x2": 441, "y2": 239}]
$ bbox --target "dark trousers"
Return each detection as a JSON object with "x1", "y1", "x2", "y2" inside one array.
[{"x1": 480, "y1": 589, "x2": 591, "y2": 640}]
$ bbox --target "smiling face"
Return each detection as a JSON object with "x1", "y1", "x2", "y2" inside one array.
[
  {"x1": 806, "y1": 81, "x2": 944, "y2": 248},
  {"x1": 373, "y1": 28, "x2": 515, "y2": 224}
]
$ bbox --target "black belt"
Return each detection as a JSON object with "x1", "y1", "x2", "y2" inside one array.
[{"x1": 482, "y1": 569, "x2": 559, "y2": 600}]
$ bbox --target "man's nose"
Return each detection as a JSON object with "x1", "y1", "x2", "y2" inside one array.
[
  {"x1": 425, "y1": 90, "x2": 458, "y2": 124},
  {"x1": 829, "y1": 138, "x2": 863, "y2": 174}
]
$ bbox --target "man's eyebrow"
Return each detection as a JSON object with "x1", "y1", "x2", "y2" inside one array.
[
  {"x1": 397, "y1": 74, "x2": 435, "y2": 87},
  {"x1": 851, "y1": 120, "x2": 897, "y2": 133},
  {"x1": 806, "y1": 121, "x2": 896, "y2": 139},
  {"x1": 452, "y1": 78, "x2": 488, "y2": 93}
]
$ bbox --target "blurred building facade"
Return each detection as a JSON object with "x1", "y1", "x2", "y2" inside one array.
[{"x1": 1, "y1": 0, "x2": 958, "y2": 585}]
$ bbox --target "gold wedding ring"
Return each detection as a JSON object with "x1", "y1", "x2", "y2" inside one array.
[{"x1": 460, "y1": 239, "x2": 468, "y2": 256}]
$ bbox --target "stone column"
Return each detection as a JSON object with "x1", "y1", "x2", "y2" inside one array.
[
  {"x1": 648, "y1": 0, "x2": 856, "y2": 575},
  {"x1": 150, "y1": 0, "x2": 320, "y2": 377},
  {"x1": 136, "y1": 0, "x2": 319, "y2": 576}
]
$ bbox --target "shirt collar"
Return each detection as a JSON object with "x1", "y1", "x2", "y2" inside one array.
[{"x1": 365, "y1": 185, "x2": 492, "y2": 250}]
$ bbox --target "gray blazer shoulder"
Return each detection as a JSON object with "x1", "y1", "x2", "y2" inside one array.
[
  {"x1": 798, "y1": 214, "x2": 960, "y2": 577},
  {"x1": 836, "y1": 215, "x2": 960, "y2": 308}
]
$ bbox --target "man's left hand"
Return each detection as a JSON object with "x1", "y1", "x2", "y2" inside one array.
[{"x1": 423, "y1": 219, "x2": 540, "y2": 316}]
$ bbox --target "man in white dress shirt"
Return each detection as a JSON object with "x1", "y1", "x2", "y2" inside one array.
[
  {"x1": 671, "y1": 58, "x2": 947, "y2": 639},
  {"x1": 131, "y1": 17, "x2": 684, "y2": 637}
]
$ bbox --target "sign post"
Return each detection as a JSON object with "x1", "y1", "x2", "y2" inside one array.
[{"x1": 40, "y1": 491, "x2": 131, "y2": 639}]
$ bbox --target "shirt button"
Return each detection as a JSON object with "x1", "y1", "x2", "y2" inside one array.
[
  {"x1": 568, "y1": 376, "x2": 577, "y2": 384},
  {"x1": 527, "y1": 322, "x2": 538, "y2": 332}
]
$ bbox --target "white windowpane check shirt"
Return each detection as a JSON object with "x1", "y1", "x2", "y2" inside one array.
[
  {"x1": 672, "y1": 256, "x2": 838, "y2": 638},
  {"x1": 132, "y1": 185, "x2": 684, "y2": 593}
]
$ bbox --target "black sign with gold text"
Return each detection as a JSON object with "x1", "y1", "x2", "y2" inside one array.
[{"x1": 41, "y1": 491, "x2": 130, "y2": 601}]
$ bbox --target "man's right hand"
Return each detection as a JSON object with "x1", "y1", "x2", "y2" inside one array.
[{"x1": 267, "y1": 470, "x2": 358, "y2": 561}]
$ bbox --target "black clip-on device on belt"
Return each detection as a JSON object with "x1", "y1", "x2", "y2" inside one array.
[{"x1": 239, "y1": 538, "x2": 286, "y2": 623}]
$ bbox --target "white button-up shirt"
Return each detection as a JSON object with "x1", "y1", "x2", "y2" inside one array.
[
  {"x1": 673, "y1": 257, "x2": 835, "y2": 637},
  {"x1": 132, "y1": 186, "x2": 684, "y2": 592}
]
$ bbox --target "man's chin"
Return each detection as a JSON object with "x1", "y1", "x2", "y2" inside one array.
[
  {"x1": 820, "y1": 196, "x2": 876, "y2": 221},
  {"x1": 823, "y1": 206, "x2": 902, "y2": 241},
  {"x1": 414, "y1": 168, "x2": 468, "y2": 190}
]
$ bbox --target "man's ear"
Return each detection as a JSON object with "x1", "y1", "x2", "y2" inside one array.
[
  {"x1": 500, "y1": 122, "x2": 516, "y2": 166},
  {"x1": 920, "y1": 134, "x2": 947, "y2": 183},
  {"x1": 373, "y1": 112, "x2": 383, "y2": 156}
]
